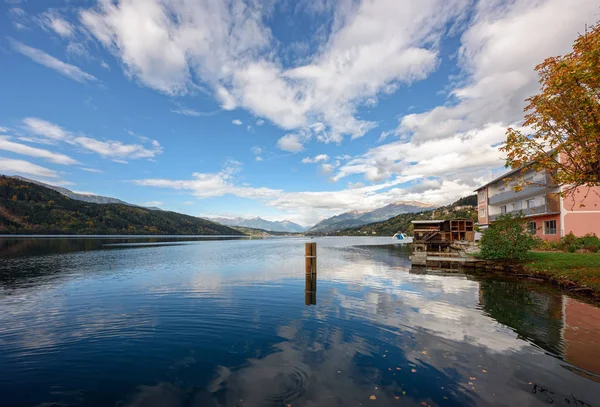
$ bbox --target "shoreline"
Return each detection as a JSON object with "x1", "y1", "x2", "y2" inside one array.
[{"x1": 462, "y1": 252, "x2": 600, "y2": 301}]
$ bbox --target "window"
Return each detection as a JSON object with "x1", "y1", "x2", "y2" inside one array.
[
  {"x1": 479, "y1": 191, "x2": 485, "y2": 202},
  {"x1": 480, "y1": 208, "x2": 486, "y2": 217},
  {"x1": 526, "y1": 199, "x2": 535, "y2": 209},
  {"x1": 527, "y1": 222, "x2": 537, "y2": 235},
  {"x1": 544, "y1": 220, "x2": 557, "y2": 235},
  {"x1": 500, "y1": 205, "x2": 507, "y2": 214}
]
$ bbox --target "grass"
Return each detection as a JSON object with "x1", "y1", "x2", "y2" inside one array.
[{"x1": 524, "y1": 251, "x2": 600, "y2": 295}]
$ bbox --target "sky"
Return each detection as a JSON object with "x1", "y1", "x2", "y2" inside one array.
[{"x1": 0, "y1": 0, "x2": 597, "y2": 226}]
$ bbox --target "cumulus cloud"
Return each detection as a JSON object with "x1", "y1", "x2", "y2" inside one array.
[
  {"x1": 232, "y1": 119, "x2": 242, "y2": 125},
  {"x1": 324, "y1": 0, "x2": 597, "y2": 186},
  {"x1": 0, "y1": 136, "x2": 79, "y2": 165},
  {"x1": 10, "y1": 39, "x2": 97, "y2": 83},
  {"x1": 0, "y1": 157, "x2": 59, "y2": 179},
  {"x1": 301, "y1": 154, "x2": 329, "y2": 164},
  {"x1": 334, "y1": 123, "x2": 509, "y2": 183},
  {"x1": 251, "y1": 146, "x2": 264, "y2": 161},
  {"x1": 396, "y1": 0, "x2": 598, "y2": 145},
  {"x1": 276, "y1": 134, "x2": 304, "y2": 153},
  {"x1": 22, "y1": 118, "x2": 162, "y2": 161},
  {"x1": 320, "y1": 163, "x2": 334, "y2": 174},
  {"x1": 79, "y1": 0, "x2": 471, "y2": 144}
]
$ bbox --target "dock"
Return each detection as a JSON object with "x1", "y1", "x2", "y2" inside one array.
[{"x1": 410, "y1": 219, "x2": 476, "y2": 268}]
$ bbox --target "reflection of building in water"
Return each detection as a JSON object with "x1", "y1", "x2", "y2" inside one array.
[
  {"x1": 563, "y1": 297, "x2": 600, "y2": 381},
  {"x1": 477, "y1": 279, "x2": 600, "y2": 381}
]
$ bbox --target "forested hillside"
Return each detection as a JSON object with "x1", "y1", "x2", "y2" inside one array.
[{"x1": 0, "y1": 176, "x2": 243, "y2": 235}]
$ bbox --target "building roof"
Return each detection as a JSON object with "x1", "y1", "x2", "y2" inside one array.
[
  {"x1": 411, "y1": 220, "x2": 445, "y2": 224},
  {"x1": 474, "y1": 165, "x2": 527, "y2": 191},
  {"x1": 474, "y1": 149, "x2": 557, "y2": 192}
]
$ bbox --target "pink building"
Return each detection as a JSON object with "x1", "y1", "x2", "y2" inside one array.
[{"x1": 475, "y1": 167, "x2": 600, "y2": 242}]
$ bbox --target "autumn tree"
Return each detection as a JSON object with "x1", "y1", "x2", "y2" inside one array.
[{"x1": 502, "y1": 23, "x2": 600, "y2": 196}]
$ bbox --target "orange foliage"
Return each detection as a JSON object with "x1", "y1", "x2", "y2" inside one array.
[{"x1": 502, "y1": 23, "x2": 600, "y2": 196}]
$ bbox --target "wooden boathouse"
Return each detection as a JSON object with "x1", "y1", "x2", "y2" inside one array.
[{"x1": 411, "y1": 219, "x2": 475, "y2": 267}]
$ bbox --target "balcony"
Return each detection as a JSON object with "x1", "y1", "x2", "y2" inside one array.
[
  {"x1": 489, "y1": 185, "x2": 552, "y2": 205},
  {"x1": 488, "y1": 202, "x2": 560, "y2": 221},
  {"x1": 488, "y1": 173, "x2": 558, "y2": 206}
]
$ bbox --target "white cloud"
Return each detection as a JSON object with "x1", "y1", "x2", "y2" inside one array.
[
  {"x1": 334, "y1": 122, "x2": 508, "y2": 183},
  {"x1": 232, "y1": 119, "x2": 243, "y2": 125},
  {"x1": 132, "y1": 163, "x2": 470, "y2": 225},
  {"x1": 320, "y1": 163, "x2": 334, "y2": 174},
  {"x1": 301, "y1": 154, "x2": 329, "y2": 164},
  {"x1": 171, "y1": 107, "x2": 219, "y2": 117},
  {"x1": 0, "y1": 127, "x2": 9, "y2": 133},
  {"x1": 0, "y1": 136, "x2": 79, "y2": 165},
  {"x1": 100, "y1": 60, "x2": 110, "y2": 70},
  {"x1": 22, "y1": 118, "x2": 162, "y2": 161},
  {"x1": 276, "y1": 134, "x2": 304, "y2": 153},
  {"x1": 396, "y1": 0, "x2": 598, "y2": 145},
  {"x1": 81, "y1": 167, "x2": 102, "y2": 173},
  {"x1": 22, "y1": 118, "x2": 70, "y2": 141},
  {"x1": 250, "y1": 146, "x2": 262, "y2": 155},
  {"x1": 144, "y1": 201, "x2": 163, "y2": 207},
  {"x1": 255, "y1": 156, "x2": 264, "y2": 162},
  {"x1": 0, "y1": 157, "x2": 59, "y2": 179},
  {"x1": 10, "y1": 39, "x2": 97, "y2": 83},
  {"x1": 38, "y1": 10, "x2": 75, "y2": 38},
  {"x1": 73, "y1": 136, "x2": 162, "y2": 159},
  {"x1": 79, "y1": 0, "x2": 471, "y2": 144},
  {"x1": 323, "y1": 0, "x2": 597, "y2": 187},
  {"x1": 183, "y1": 201, "x2": 194, "y2": 205},
  {"x1": 256, "y1": 119, "x2": 265, "y2": 126}
]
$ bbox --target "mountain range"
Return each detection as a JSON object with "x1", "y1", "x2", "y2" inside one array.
[
  {"x1": 308, "y1": 201, "x2": 436, "y2": 233},
  {"x1": 207, "y1": 217, "x2": 306, "y2": 233}
]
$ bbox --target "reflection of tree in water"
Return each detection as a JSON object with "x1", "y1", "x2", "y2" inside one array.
[{"x1": 478, "y1": 278, "x2": 564, "y2": 356}]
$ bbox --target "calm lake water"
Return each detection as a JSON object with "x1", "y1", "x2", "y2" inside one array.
[{"x1": 1, "y1": 236, "x2": 599, "y2": 406}]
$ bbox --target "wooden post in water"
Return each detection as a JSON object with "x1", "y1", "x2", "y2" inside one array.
[{"x1": 305, "y1": 242, "x2": 317, "y2": 305}]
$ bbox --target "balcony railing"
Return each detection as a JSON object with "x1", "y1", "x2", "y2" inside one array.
[
  {"x1": 488, "y1": 172, "x2": 558, "y2": 205},
  {"x1": 488, "y1": 202, "x2": 560, "y2": 221}
]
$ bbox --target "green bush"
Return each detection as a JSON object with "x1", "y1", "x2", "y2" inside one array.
[
  {"x1": 479, "y1": 214, "x2": 536, "y2": 261},
  {"x1": 554, "y1": 233, "x2": 600, "y2": 253}
]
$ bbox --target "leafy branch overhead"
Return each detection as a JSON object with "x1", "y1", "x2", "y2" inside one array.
[{"x1": 502, "y1": 23, "x2": 600, "y2": 195}]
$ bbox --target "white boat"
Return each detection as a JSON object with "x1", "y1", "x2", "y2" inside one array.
[{"x1": 392, "y1": 232, "x2": 413, "y2": 243}]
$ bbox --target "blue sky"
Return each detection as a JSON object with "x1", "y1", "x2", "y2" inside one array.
[{"x1": 0, "y1": 0, "x2": 596, "y2": 225}]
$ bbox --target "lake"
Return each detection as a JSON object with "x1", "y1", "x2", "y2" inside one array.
[{"x1": 1, "y1": 236, "x2": 599, "y2": 406}]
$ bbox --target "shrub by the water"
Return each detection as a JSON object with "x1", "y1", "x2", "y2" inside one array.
[
  {"x1": 552, "y1": 233, "x2": 600, "y2": 253},
  {"x1": 479, "y1": 214, "x2": 536, "y2": 261}
]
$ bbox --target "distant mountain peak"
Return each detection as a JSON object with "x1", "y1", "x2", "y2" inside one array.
[
  {"x1": 390, "y1": 200, "x2": 435, "y2": 208},
  {"x1": 309, "y1": 200, "x2": 438, "y2": 233},
  {"x1": 206, "y1": 216, "x2": 306, "y2": 233}
]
